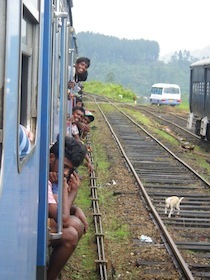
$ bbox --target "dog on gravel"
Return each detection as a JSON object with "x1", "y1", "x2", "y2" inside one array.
[{"x1": 165, "y1": 196, "x2": 184, "y2": 218}]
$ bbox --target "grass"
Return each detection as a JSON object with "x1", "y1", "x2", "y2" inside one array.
[
  {"x1": 62, "y1": 95, "x2": 209, "y2": 279},
  {"x1": 84, "y1": 81, "x2": 137, "y2": 103},
  {"x1": 107, "y1": 221, "x2": 130, "y2": 240},
  {"x1": 62, "y1": 168, "x2": 99, "y2": 280},
  {"x1": 121, "y1": 107, "x2": 180, "y2": 145},
  {"x1": 63, "y1": 104, "x2": 131, "y2": 279},
  {"x1": 119, "y1": 101, "x2": 210, "y2": 182},
  {"x1": 177, "y1": 97, "x2": 190, "y2": 112}
]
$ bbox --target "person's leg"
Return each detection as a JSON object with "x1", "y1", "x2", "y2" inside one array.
[
  {"x1": 69, "y1": 215, "x2": 85, "y2": 239},
  {"x1": 47, "y1": 226, "x2": 78, "y2": 280}
]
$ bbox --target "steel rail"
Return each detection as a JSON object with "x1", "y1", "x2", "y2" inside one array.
[
  {"x1": 86, "y1": 134, "x2": 108, "y2": 280},
  {"x1": 96, "y1": 101, "x2": 196, "y2": 280},
  {"x1": 124, "y1": 103, "x2": 201, "y2": 140},
  {"x1": 113, "y1": 103, "x2": 210, "y2": 188}
]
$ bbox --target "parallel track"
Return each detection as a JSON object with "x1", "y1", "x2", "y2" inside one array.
[
  {"x1": 89, "y1": 96, "x2": 210, "y2": 280},
  {"x1": 120, "y1": 104, "x2": 210, "y2": 153}
]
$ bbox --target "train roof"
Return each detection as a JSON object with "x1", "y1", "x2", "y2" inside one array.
[
  {"x1": 190, "y1": 57, "x2": 210, "y2": 67},
  {"x1": 151, "y1": 83, "x2": 180, "y2": 88}
]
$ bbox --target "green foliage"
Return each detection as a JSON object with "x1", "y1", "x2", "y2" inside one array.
[
  {"x1": 77, "y1": 32, "x2": 199, "y2": 99},
  {"x1": 179, "y1": 98, "x2": 190, "y2": 112},
  {"x1": 122, "y1": 107, "x2": 154, "y2": 126},
  {"x1": 77, "y1": 32, "x2": 159, "y2": 64},
  {"x1": 84, "y1": 81, "x2": 137, "y2": 102},
  {"x1": 106, "y1": 220, "x2": 130, "y2": 240}
]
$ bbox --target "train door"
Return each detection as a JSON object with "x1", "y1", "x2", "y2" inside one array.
[
  {"x1": 36, "y1": 0, "x2": 77, "y2": 278},
  {"x1": 0, "y1": 1, "x2": 42, "y2": 279}
]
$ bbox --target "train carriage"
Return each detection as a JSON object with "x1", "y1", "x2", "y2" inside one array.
[
  {"x1": 188, "y1": 58, "x2": 210, "y2": 140},
  {"x1": 0, "y1": 0, "x2": 77, "y2": 279}
]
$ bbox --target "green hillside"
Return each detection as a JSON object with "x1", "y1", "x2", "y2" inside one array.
[{"x1": 76, "y1": 32, "x2": 202, "y2": 101}]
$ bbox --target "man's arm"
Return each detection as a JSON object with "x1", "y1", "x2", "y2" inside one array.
[
  {"x1": 67, "y1": 171, "x2": 80, "y2": 208},
  {"x1": 48, "y1": 179, "x2": 72, "y2": 228}
]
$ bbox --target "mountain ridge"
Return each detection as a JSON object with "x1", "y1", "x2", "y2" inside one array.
[{"x1": 160, "y1": 45, "x2": 210, "y2": 63}]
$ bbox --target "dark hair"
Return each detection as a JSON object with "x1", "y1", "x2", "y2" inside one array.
[
  {"x1": 72, "y1": 105, "x2": 85, "y2": 114},
  {"x1": 76, "y1": 57, "x2": 90, "y2": 68},
  {"x1": 50, "y1": 136, "x2": 87, "y2": 167},
  {"x1": 86, "y1": 115, "x2": 94, "y2": 123},
  {"x1": 76, "y1": 97, "x2": 83, "y2": 103}
]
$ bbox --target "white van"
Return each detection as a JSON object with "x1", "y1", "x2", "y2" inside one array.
[{"x1": 149, "y1": 83, "x2": 181, "y2": 106}]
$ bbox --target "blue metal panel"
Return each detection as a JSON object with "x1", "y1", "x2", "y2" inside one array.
[
  {"x1": 0, "y1": 1, "x2": 40, "y2": 278},
  {"x1": 36, "y1": 0, "x2": 52, "y2": 276}
]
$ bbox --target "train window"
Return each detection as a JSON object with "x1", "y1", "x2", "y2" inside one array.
[
  {"x1": 200, "y1": 82, "x2": 204, "y2": 95},
  {"x1": 192, "y1": 82, "x2": 199, "y2": 95},
  {"x1": 207, "y1": 82, "x2": 210, "y2": 96},
  {"x1": 207, "y1": 69, "x2": 210, "y2": 97},
  {"x1": 18, "y1": 4, "x2": 39, "y2": 167},
  {"x1": 207, "y1": 69, "x2": 210, "y2": 81}
]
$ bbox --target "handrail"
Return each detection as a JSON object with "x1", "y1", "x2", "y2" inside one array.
[
  {"x1": 66, "y1": 26, "x2": 76, "y2": 137},
  {"x1": 66, "y1": 51, "x2": 73, "y2": 136},
  {"x1": 49, "y1": 12, "x2": 68, "y2": 240}
]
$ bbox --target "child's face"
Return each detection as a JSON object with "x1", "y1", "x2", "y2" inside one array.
[
  {"x1": 84, "y1": 116, "x2": 91, "y2": 124},
  {"x1": 73, "y1": 109, "x2": 84, "y2": 122},
  {"x1": 76, "y1": 101, "x2": 83, "y2": 107},
  {"x1": 75, "y1": 61, "x2": 88, "y2": 74}
]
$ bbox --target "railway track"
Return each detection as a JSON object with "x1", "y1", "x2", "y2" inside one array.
[
  {"x1": 119, "y1": 104, "x2": 210, "y2": 154},
  {"x1": 88, "y1": 95, "x2": 210, "y2": 280}
]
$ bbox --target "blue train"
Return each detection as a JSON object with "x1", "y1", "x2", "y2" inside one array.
[
  {"x1": 188, "y1": 58, "x2": 210, "y2": 141},
  {"x1": 0, "y1": 0, "x2": 78, "y2": 279}
]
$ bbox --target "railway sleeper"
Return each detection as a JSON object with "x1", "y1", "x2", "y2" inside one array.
[
  {"x1": 164, "y1": 221, "x2": 210, "y2": 227},
  {"x1": 192, "y1": 271, "x2": 210, "y2": 279},
  {"x1": 143, "y1": 178, "x2": 196, "y2": 184},
  {"x1": 160, "y1": 205, "x2": 210, "y2": 209},
  {"x1": 176, "y1": 244, "x2": 210, "y2": 251},
  {"x1": 147, "y1": 192, "x2": 210, "y2": 198},
  {"x1": 159, "y1": 211, "x2": 210, "y2": 218},
  {"x1": 163, "y1": 217, "x2": 210, "y2": 222},
  {"x1": 193, "y1": 253, "x2": 210, "y2": 258},
  {"x1": 176, "y1": 241, "x2": 210, "y2": 246},
  {"x1": 135, "y1": 259, "x2": 166, "y2": 266},
  {"x1": 146, "y1": 185, "x2": 199, "y2": 190}
]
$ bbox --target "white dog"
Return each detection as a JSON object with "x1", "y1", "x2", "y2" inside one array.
[{"x1": 165, "y1": 196, "x2": 184, "y2": 218}]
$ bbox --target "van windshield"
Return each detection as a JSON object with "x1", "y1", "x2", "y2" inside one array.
[{"x1": 164, "y1": 87, "x2": 179, "y2": 94}]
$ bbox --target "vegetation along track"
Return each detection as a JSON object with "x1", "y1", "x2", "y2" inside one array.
[
  {"x1": 88, "y1": 95, "x2": 210, "y2": 280},
  {"x1": 120, "y1": 104, "x2": 210, "y2": 154}
]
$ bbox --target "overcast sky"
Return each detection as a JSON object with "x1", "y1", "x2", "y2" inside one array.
[{"x1": 72, "y1": 0, "x2": 210, "y2": 56}]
